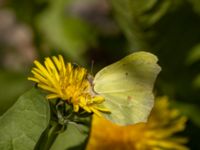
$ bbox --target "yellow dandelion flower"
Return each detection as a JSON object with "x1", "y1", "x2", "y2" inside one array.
[
  {"x1": 28, "y1": 55, "x2": 109, "y2": 116},
  {"x1": 87, "y1": 96, "x2": 189, "y2": 150}
]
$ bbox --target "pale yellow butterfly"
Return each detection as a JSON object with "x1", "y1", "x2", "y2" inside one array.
[{"x1": 93, "y1": 51, "x2": 161, "y2": 125}]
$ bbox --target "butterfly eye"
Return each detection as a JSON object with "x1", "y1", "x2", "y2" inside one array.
[{"x1": 72, "y1": 63, "x2": 79, "y2": 68}]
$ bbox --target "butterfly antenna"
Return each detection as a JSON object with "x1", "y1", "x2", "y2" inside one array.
[{"x1": 90, "y1": 60, "x2": 94, "y2": 76}]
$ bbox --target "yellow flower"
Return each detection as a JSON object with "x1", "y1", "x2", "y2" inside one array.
[
  {"x1": 28, "y1": 55, "x2": 109, "y2": 116},
  {"x1": 87, "y1": 97, "x2": 188, "y2": 150}
]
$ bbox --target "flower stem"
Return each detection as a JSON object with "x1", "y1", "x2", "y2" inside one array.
[
  {"x1": 43, "y1": 123, "x2": 60, "y2": 150},
  {"x1": 35, "y1": 122, "x2": 61, "y2": 150}
]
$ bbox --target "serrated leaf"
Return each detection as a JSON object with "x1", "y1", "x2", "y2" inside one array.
[{"x1": 0, "y1": 88, "x2": 50, "y2": 150}]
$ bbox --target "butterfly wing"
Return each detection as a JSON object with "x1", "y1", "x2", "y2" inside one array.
[{"x1": 93, "y1": 51, "x2": 161, "y2": 125}]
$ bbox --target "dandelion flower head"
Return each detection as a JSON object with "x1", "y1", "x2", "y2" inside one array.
[
  {"x1": 28, "y1": 55, "x2": 109, "y2": 116},
  {"x1": 87, "y1": 96, "x2": 188, "y2": 150}
]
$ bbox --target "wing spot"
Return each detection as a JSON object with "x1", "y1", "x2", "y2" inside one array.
[{"x1": 127, "y1": 96, "x2": 132, "y2": 101}]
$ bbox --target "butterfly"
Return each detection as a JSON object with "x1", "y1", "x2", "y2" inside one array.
[{"x1": 93, "y1": 51, "x2": 161, "y2": 125}]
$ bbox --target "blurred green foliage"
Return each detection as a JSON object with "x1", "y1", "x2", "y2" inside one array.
[
  {"x1": 110, "y1": 0, "x2": 200, "y2": 149},
  {"x1": 0, "y1": 0, "x2": 200, "y2": 149},
  {"x1": 0, "y1": 71, "x2": 30, "y2": 115},
  {"x1": 36, "y1": 0, "x2": 98, "y2": 63}
]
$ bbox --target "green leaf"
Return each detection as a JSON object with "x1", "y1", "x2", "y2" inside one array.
[
  {"x1": 0, "y1": 71, "x2": 30, "y2": 115},
  {"x1": 50, "y1": 123, "x2": 89, "y2": 150},
  {"x1": 0, "y1": 88, "x2": 50, "y2": 150}
]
